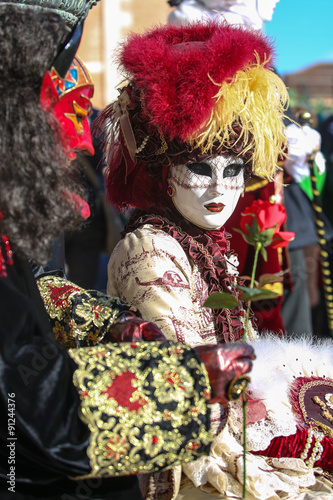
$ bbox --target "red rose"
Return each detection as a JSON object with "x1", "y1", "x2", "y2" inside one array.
[
  {"x1": 241, "y1": 200, "x2": 285, "y2": 232},
  {"x1": 238, "y1": 200, "x2": 294, "y2": 249}
]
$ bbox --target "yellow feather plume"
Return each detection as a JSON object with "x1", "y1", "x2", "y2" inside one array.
[{"x1": 189, "y1": 55, "x2": 289, "y2": 179}]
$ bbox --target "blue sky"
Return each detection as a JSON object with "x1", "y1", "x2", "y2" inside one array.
[{"x1": 264, "y1": 0, "x2": 333, "y2": 76}]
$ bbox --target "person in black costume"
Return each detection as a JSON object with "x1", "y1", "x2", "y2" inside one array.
[
  {"x1": 64, "y1": 108, "x2": 123, "y2": 292},
  {"x1": 0, "y1": 3, "x2": 254, "y2": 500}
]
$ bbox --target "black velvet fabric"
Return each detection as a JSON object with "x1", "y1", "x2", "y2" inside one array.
[{"x1": 0, "y1": 253, "x2": 142, "y2": 500}]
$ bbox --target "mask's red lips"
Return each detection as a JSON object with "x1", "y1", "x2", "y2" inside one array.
[{"x1": 205, "y1": 202, "x2": 225, "y2": 213}]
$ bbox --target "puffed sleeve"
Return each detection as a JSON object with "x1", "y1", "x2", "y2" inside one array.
[
  {"x1": 68, "y1": 341, "x2": 214, "y2": 477},
  {"x1": 37, "y1": 273, "x2": 147, "y2": 348},
  {"x1": 107, "y1": 226, "x2": 217, "y2": 346}
]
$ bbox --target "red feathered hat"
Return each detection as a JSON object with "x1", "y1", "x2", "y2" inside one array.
[{"x1": 96, "y1": 20, "x2": 288, "y2": 211}]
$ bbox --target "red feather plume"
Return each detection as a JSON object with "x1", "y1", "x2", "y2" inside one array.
[{"x1": 121, "y1": 21, "x2": 274, "y2": 141}]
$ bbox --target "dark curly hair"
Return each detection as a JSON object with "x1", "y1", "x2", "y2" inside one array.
[{"x1": 0, "y1": 5, "x2": 87, "y2": 264}]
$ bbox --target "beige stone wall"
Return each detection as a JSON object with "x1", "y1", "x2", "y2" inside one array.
[
  {"x1": 77, "y1": 3, "x2": 104, "y2": 109},
  {"x1": 125, "y1": 0, "x2": 171, "y2": 32},
  {"x1": 77, "y1": 0, "x2": 171, "y2": 110}
]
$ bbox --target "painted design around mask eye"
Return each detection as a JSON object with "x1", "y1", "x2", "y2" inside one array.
[
  {"x1": 169, "y1": 155, "x2": 244, "y2": 230},
  {"x1": 170, "y1": 156, "x2": 244, "y2": 190},
  {"x1": 40, "y1": 56, "x2": 94, "y2": 159},
  {"x1": 65, "y1": 99, "x2": 91, "y2": 135}
]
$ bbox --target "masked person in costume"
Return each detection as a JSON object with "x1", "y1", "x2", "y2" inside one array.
[
  {"x1": 167, "y1": 0, "x2": 287, "y2": 337},
  {"x1": 97, "y1": 21, "x2": 333, "y2": 499},
  {"x1": 0, "y1": 4, "x2": 255, "y2": 500}
]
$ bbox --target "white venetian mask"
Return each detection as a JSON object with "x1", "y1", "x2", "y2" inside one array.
[{"x1": 168, "y1": 155, "x2": 244, "y2": 230}]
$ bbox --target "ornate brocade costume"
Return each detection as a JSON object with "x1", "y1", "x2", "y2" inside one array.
[
  {"x1": 107, "y1": 211, "x2": 252, "y2": 347},
  {"x1": 107, "y1": 217, "x2": 333, "y2": 500},
  {"x1": 69, "y1": 342, "x2": 213, "y2": 478},
  {"x1": 91, "y1": 15, "x2": 333, "y2": 500},
  {"x1": 108, "y1": 224, "x2": 217, "y2": 347},
  {"x1": 181, "y1": 336, "x2": 333, "y2": 500},
  {"x1": 37, "y1": 273, "x2": 141, "y2": 348},
  {"x1": 0, "y1": 253, "x2": 214, "y2": 500}
]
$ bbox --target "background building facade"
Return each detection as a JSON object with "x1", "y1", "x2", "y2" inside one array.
[{"x1": 77, "y1": 0, "x2": 171, "y2": 110}]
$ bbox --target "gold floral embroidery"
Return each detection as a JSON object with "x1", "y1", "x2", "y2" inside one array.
[
  {"x1": 37, "y1": 275, "x2": 138, "y2": 348},
  {"x1": 68, "y1": 341, "x2": 213, "y2": 477},
  {"x1": 53, "y1": 320, "x2": 76, "y2": 348}
]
